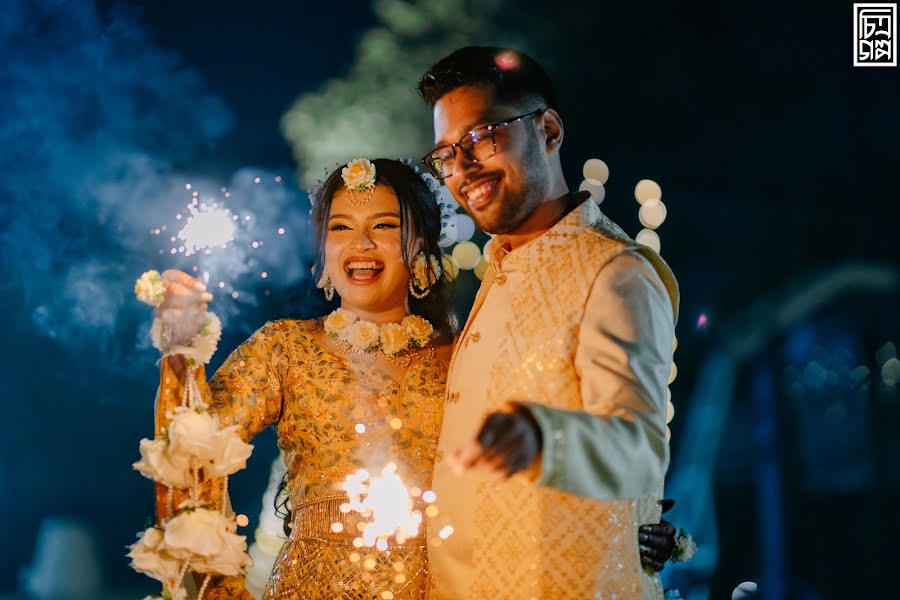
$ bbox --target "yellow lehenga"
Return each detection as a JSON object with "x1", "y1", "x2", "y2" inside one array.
[{"x1": 155, "y1": 318, "x2": 448, "y2": 599}]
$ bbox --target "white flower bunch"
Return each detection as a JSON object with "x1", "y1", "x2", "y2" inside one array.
[
  {"x1": 135, "y1": 270, "x2": 166, "y2": 306},
  {"x1": 131, "y1": 268, "x2": 252, "y2": 599},
  {"x1": 135, "y1": 271, "x2": 222, "y2": 366},
  {"x1": 150, "y1": 312, "x2": 222, "y2": 367},
  {"x1": 130, "y1": 402, "x2": 254, "y2": 598},
  {"x1": 672, "y1": 528, "x2": 697, "y2": 563}
]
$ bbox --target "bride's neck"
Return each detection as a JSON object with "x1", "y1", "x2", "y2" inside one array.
[{"x1": 339, "y1": 302, "x2": 409, "y2": 324}]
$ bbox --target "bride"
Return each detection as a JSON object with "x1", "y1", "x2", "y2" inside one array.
[{"x1": 155, "y1": 158, "x2": 454, "y2": 599}]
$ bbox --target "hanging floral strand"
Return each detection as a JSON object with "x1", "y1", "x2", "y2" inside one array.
[{"x1": 129, "y1": 271, "x2": 253, "y2": 600}]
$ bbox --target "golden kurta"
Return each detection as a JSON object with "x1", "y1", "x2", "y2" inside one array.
[
  {"x1": 428, "y1": 193, "x2": 679, "y2": 600},
  {"x1": 155, "y1": 318, "x2": 448, "y2": 599}
]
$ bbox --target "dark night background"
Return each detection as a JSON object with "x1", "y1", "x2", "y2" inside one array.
[{"x1": 2, "y1": 1, "x2": 898, "y2": 599}]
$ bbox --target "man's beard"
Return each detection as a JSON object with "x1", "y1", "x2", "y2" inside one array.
[
  {"x1": 473, "y1": 140, "x2": 546, "y2": 235},
  {"x1": 475, "y1": 185, "x2": 536, "y2": 235}
]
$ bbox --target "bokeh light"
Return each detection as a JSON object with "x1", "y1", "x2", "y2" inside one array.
[
  {"x1": 579, "y1": 178, "x2": 606, "y2": 204},
  {"x1": 635, "y1": 229, "x2": 661, "y2": 253},
  {"x1": 452, "y1": 242, "x2": 482, "y2": 270},
  {"x1": 634, "y1": 179, "x2": 662, "y2": 205},
  {"x1": 582, "y1": 158, "x2": 609, "y2": 184},
  {"x1": 638, "y1": 198, "x2": 667, "y2": 229}
]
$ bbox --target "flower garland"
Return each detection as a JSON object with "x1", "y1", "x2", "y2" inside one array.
[
  {"x1": 323, "y1": 308, "x2": 433, "y2": 357},
  {"x1": 130, "y1": 271, "x2": 253, "y2": 600}
]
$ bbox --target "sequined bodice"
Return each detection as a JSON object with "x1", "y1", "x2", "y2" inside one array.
[{"x1": 200, "y1": 318, "x2": 448, "y2": 599}]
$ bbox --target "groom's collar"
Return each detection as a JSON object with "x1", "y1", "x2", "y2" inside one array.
[{"x1": 485, "y1": 190, "x2": 596, "y2": 272}]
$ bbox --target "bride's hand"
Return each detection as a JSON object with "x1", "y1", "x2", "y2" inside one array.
[{"x1": 155, "y1": 269, "x2": 214, "y2": 346}]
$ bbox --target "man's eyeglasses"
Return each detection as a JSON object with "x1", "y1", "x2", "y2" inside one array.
[{"x1": 421, "y1": 108, "x2": 545, "y2": 179}]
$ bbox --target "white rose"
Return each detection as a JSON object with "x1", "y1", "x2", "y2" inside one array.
[
  {"x1": 190, "y1": 528, "x2": 252, "y2": 576},
  {"x1": 346, "y1": 321, "x2": 380, "y2": 350},
  {"x1": 133, "y1": 438, "x2": 192, "y2": 488},
  {"x1": 162, "y1": 508, "x2": 230, "y2": 559},
  {"x1": 401, "y1": 315, "x2": 433, "y2": 346},
  {"x1": 167, "y1": 408, "x2": 219, "y2": 463},
  {"x1": 341, "y1": 158, "x2": 376, "y2": 191},
  {"x1": 323, "y1": 308, "x2": 357, "y2": 338},
  {"x1": 204, "y1": 426, "x2": 253, "y2": 479},
  {"x1": 128, "y1": 527, "x2": 183, "y2": 585},
  {"x1": 379, "y1": 322, "x2": 409, "y2": 356}
]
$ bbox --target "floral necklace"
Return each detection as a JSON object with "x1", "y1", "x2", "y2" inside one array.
[{"x1": 323, "y1": 308, "x2": 434, "y2": 366}]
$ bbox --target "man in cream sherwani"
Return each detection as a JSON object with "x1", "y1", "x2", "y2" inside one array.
[{"x1": 417, "y1": 47, "x2": 679, "y2": 599}]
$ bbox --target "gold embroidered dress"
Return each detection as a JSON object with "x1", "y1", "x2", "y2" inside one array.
[
  {"x1": 428, "y1": 192, "x2": 679, "y2": 600},
  {"x1": 155, "y1": 318, "x2": 447, "y2": 599}
]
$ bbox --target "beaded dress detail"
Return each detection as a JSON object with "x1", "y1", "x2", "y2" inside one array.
[{"x1": 156, "y1": 319, "x2": 447, "y2": 599}]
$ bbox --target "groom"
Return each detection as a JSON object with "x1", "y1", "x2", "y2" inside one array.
[{"x1": 419, "y1": 47, "x2": 679, "y2": 598}]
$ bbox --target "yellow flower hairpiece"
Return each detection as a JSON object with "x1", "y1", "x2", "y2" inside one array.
[{"x1": 341, "y1": 158, "x2": 377, "y2": 206}]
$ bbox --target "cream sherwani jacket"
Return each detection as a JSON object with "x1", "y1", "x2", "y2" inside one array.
[{"x1": 428, "y1": 192, "x2": 679, "y2": 600}]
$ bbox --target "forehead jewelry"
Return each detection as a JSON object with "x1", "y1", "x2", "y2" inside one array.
[{"x1": 341, "y1": 158, "x2": 377, "y2": 207}]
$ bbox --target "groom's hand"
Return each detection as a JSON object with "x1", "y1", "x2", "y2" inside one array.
[
  {"x1": 639, "y1": 499, "x2": 677, "y2": 572},
  {"x1": 448, "y1": 407, "x2": 543, "y2": 480}
]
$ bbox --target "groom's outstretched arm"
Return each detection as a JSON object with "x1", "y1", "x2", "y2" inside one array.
[
  {"x1": 524, "y1": 251, "x2": 674, "y2": 500},
  {"x1": 453, "y1": 251, "x2": 676, "y2": 499},
  {"x1": 523, "y1": 251, "x2": 674, "y2": 498}
]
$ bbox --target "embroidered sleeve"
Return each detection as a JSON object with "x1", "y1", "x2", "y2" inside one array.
[
  {"x1": 206, "y1": 320, "x2": 290, "y2": 442},
  {"x1": 523, "y1": 251, "x2": 674, "y2": 500}
]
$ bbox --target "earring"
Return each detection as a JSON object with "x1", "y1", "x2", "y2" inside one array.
[
  {"x1": 316, "y1": 267, "x2": 335, "y2": 301},
  {"x1": 409, "y1": 252, "x2": 440, "y2": 299}
]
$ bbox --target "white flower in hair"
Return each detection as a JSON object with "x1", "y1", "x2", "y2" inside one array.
[{"x1": 341, "y1": 158, "x2": 377, "y2": 192}]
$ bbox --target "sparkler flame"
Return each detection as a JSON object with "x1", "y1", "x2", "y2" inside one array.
[
  {"x1": 177, "y1": 203, "x2": 236, "y2": 256},
  {"x1": 341, "y1": 463, "x2": 424, "y2": 548}
]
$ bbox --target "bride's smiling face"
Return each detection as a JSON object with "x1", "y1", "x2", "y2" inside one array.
[{"x1": 324, "y1": 184, "x2": 413, "y2": 313}]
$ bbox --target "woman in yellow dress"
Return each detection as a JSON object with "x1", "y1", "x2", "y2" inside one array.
[{"x1": 154, "y1": 158, "x2": 455, "y2": 599}]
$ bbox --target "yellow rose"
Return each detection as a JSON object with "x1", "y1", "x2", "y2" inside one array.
[
  {"x1": 402, "y1": 315, "x2": 433, "y2": 346},
  {"x1": 341, "y1": 158, "x2": 376, "y2": 191},
  {"x1": 379, "y1": 322, "x2": 410, "y2": 356},
  {"x1": 324, "y1": 308, "x2": 357, "y2": 338},
  {"x1": 346, "y1": 321, "x2": 380, "y2": 350}
]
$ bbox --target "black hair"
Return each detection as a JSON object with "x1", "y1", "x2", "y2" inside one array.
[
  {"x1": 309, "y1": 158, "x2": 456, "y2": 337},
  {"x1": 417, "y1": 46, "x2": 557, "y2": 111}
]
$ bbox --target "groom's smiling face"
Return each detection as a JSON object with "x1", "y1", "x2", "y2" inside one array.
[{"x1": 432, "y1": 84, "x2": 551, "y2": 235}]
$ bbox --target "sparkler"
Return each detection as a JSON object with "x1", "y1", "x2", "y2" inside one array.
[
  {"x1": 149, "y1": 175, "x2": 291, "y2": 298},
  {"x1": 339, "y1": 463, "x2": 445, "y2": 550},
  {"x1": 178, "y1": 202, "x2": 237, "y2": 256}
]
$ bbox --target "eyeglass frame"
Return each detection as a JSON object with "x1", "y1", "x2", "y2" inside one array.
[{"x1": 420, "y1": 108, "x2": 545, "y2": 179}]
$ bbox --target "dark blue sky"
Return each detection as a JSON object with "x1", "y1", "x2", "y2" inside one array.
[{"x1": 4, "y1": 1, "x2": 899, "y2": 596}]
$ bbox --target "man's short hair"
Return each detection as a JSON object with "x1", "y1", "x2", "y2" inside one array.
[{"x1": 417, "y1": 46, "x2": 558, "y2": 111}]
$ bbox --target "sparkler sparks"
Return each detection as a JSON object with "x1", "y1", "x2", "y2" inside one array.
[
  {"x1": 339, "y1": 463, "x2": 439, "y2": 550},
  {"x1": 177, "y1": 203, "x2": 237, "y2": 256}
]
